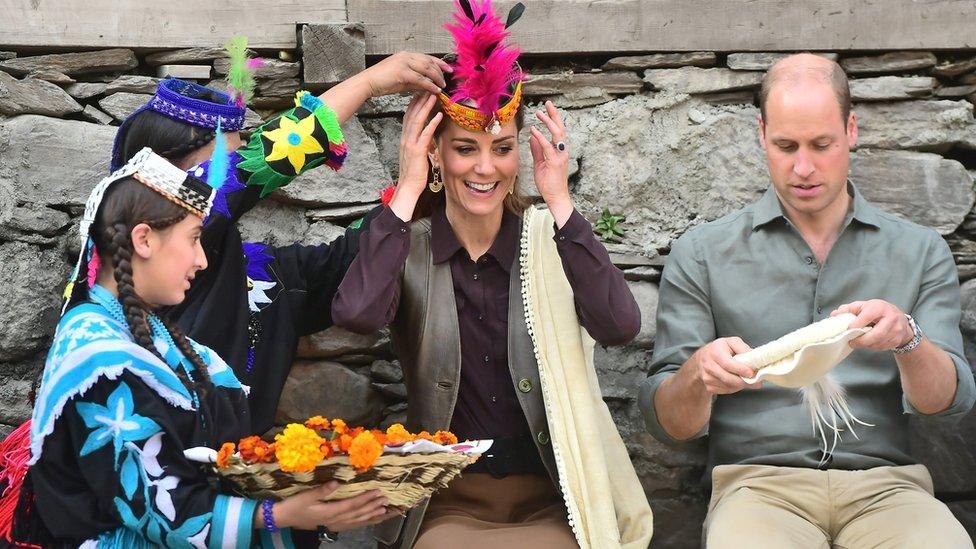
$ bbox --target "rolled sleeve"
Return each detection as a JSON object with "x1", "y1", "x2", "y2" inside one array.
[
  {"x1": 903, "y1": 233, "x2": 976, "y2": 419},
  {"x1": 640, "y1": 230, "x2": 715, "y2": 444}
]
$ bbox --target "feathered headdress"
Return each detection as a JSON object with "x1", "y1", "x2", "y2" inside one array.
[{"x1": 439, "y1": 0, "x2": 525, "y2": 134}]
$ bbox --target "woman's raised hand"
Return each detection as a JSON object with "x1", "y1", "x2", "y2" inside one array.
[
  {"x1": 364, "y1": 52, "x2": 453, "y2": 97},
  {"x1": 528, "y1": 100, "x2": 574, "y2": 227},
  {"x1": 389, "y1": 93, "x2": 443, "y2": 221}
]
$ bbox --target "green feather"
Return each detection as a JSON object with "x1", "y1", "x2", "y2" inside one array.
[{"x1": 224, "y1": 35, "x2": 256, "y2": 105}]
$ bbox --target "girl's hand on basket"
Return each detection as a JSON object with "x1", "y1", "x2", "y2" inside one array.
[{"x1": 263, "y1": 481, "x2": 397, "y2": 531}]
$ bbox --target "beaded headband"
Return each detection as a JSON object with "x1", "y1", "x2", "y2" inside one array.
[
  {"x1": 110, "y1": 79, "x2": 247, "y2": 171},
  {"x1": 438, "y1": 79, "x2": 523, "y2": 134}
]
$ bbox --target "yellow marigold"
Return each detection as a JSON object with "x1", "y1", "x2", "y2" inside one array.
[
  {"x1": 216, "y1": 442, "x2": 236, "y2": 469},
  {"x1": 385, "y1": 423, "x2": 414, "y2": 446},
  {"x1": 304, "y1": 415, "x2": 331, "y2": 431},
  {"x1": 274, "y1": 424, "x2": 326, "y2": 473},
  {"x1": 434, "y1": 431, "x2": 458, "y2": 445},
  {"x1": 348, "y1": 430, "x2": 383, "y2": 472},
  {"x1": 331, "y1": 418, "x2": 348, "y2": 435}
]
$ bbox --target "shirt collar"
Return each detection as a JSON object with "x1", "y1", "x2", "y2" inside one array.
[
  {"x1": 751, "y1": 181, "x2": 881, "y2": 231},
  {"x1": 430, "y1": 202, "x2": 520, "y2": 273}
]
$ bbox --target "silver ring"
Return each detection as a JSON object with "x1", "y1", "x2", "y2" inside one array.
[{"x1": 555, "y1": 141, "x2": 566, "y2": 152}]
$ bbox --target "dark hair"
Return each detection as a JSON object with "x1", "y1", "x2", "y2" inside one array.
[
  {"x1": 88, "y1": 179, "x2": 212, "y2": 394},
  {"x1": 118, "y1": 110, "x2": 216, "y2": 168},
  {"x1": 759, "y1": 55, "x2": 851, "y2": 125}
]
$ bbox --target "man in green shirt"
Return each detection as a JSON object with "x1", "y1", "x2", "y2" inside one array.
[{"x1": 639, "y1": 53, "x2": 975, "y2": 548}]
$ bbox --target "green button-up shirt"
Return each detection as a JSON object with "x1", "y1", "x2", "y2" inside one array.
[{"x1": 639, "y1": 184, "x2": 976, "y2": 476}]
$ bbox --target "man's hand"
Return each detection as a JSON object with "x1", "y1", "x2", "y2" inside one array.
[
  {"x1": 832, "y1": 300, "x2": 913, "y2": 351},
  {"x1": 688, "y1": 337, "x2": 760, "y2": 395}
]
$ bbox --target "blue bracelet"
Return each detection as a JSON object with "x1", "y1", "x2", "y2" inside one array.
[{"x1": 261, "y1": 498, "x2": 279, "y2": 533}]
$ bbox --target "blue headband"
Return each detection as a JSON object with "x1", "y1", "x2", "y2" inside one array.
[{"x1": 110, "y1": 79, "x2": 246, "y2": 171}]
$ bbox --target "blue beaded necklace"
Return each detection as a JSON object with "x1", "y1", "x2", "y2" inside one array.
[{"x1": 89, "y1": 284, "x2": 200, "y2": 409}]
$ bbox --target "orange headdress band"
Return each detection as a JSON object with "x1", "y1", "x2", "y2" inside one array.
[{"x1": 438, "y1": 79, "x2": 523, "y2": 135}]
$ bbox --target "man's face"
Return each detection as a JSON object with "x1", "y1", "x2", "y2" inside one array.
[{"x1": 759, "y1": 82, "x2": 857, "y2": 220}]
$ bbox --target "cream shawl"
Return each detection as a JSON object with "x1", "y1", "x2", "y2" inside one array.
[{"x1": 519, "y1": 206, "x2": 654, "y2": 549}]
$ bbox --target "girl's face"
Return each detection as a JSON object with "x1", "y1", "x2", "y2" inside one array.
[
  {"x1": 131, "y1": 215, "x2": 208, "y2": 307},
  {"x1": 433, "y1": 118, "x2": 520, "y2": 219}
]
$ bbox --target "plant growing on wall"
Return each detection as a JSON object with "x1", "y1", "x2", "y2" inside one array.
[{"x1": 595, "y1": 208, "x2": 626, "y2": 242}]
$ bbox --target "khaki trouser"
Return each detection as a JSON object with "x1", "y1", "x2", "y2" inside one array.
[
  {"x1": 704, "y1": 464, "x2": 972, "y2": 549},
  {"x1": 413, "y1": 473, "x2": 578, "y2": 549}
]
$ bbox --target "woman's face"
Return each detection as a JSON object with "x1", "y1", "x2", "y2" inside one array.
[
  {"x1": 433, "y1": 118, "x2": 519, "y2": 219},
  {"x1": 131, "y1": 215, "x2": 208, "y2": 307}
]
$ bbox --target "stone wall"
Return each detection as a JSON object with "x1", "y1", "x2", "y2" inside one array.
[{"x1": 1, "y1": 40, "x2": 975, "y2": 547}]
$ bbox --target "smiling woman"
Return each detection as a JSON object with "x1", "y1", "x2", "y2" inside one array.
[{"x1": 330, "y1": 1, "x2": 653, "y2": 547}]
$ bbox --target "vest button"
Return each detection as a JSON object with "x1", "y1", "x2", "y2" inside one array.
[
  {"x1": 537, "y1": 431, "x2": 549, "y2": 445},
  {"x1": 518, "y1": 378, "x2": 532, "y2": 393}
]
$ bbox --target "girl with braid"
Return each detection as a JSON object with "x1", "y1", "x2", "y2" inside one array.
[
  {"x1": 5, "y1": 150, "x2": 397, "y2": 548},
  {"x1": 110, "y1": 51, "x2": 451, "y2": 437}
]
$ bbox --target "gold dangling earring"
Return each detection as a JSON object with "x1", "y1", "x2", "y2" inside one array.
[
  {"x1": 429, "y1": 164, "x2": 444, "y2": 193},
  {"x1": 509, "y1": 174, "x2": 516, "y2": 195}
]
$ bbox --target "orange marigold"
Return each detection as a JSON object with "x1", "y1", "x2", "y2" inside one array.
[
  {"x1": 216, "y1": 442, "x2": 236, "y2": 469},
  {"x1": 434, "y1": 431, "x2": 458, "y2": 445},
  {"x1": 348, "y1": 430, "x2": 383, "y2": 472},
  {"x1": 237, "y1": 435, "x2": 262, "y2": 464},
  {"x1": 256, "y1": 442, "x2": 276, "y2": 463},
  {"x1": 385, "y1": 423, "x2": 414, "y2": 446},
  {"x1": 304, "y1": 415, "x2": 331, "y2": 431},
  {"x1": 319, "y1": 441, "x2": 334, "y2": 459},
  {"x1": 330, "y1": 418, "x2": 348, "y2": 435},
  {"x1": 416, "y1": 431, "x2": 434, "y2": 442},
  {"x1": 274, "y1": 424, "x2": 326, "y2": 473}
]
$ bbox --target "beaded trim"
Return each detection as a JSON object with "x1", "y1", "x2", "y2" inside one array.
[
  {"x1": 152, "y1": 79, "x2": 246, "y2": 131},
  {"x1": 438, "y1": 80, "x2": 523, "y2": 134}
]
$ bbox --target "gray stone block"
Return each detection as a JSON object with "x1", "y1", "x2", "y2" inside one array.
[
  {"x1": 0, "y1": 48, "x2": 137, "y2": 77},
  {"x1": 644, "y1": 67, "x2": 763, "y2": 95},
  {"x1": 0, "y1": 73, "x2": 82, "y2": 117}
]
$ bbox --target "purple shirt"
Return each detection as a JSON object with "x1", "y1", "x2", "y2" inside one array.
[{"x1": 332, "y1": 203, "x2": 640, "y2": 441}]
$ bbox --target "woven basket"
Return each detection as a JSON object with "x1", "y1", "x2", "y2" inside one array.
[{"x1": 215, "y1": 451, "x2": 476, "y2": 512}]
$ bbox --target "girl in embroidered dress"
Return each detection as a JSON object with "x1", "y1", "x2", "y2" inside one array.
[{"x1": 12, "y1": 150, "x2": 395, "y2": 548}]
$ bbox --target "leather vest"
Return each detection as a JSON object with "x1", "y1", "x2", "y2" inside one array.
[{"x1": 375, "y1": 217, "x2": 558, "y2": 547}]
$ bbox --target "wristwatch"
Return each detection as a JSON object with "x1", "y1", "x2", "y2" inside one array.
[
  {"x1": 893, "y1": 314, "x2": 922, "y2": 354},
  {"x1": 317, "y1": 526, "x2": 339, "y2": 543}
]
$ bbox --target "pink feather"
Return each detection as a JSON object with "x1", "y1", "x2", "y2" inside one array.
[
  {"x1": 445, "y1": 0, "x2": 522, "y2": 117},
  {"x1": 86, "y1": 247, "x2": 101, "y2": 288}
]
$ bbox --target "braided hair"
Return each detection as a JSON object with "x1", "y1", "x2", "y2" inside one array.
[
  {"x1": 117, "y1": 109, "x2": 217, "y2": 168},
  {"x1": 90, "y1": 178, "x2": 212, "y2": 394}
]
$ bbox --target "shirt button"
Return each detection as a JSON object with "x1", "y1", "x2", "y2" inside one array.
[
  {"x1": 537, "y1": 431, "x2": 550, "y2": 445},
  {"x1": 483, "y1": 354, "x2": 490, "y2": 363},
  {"x1": 518, "y1": 378, "x2": 533, "y2": 393},
  {"x1": 473, "y1": 273, "x2": 479, "y2": 281},
  {"x1": 558, "y1": 235, "x2": 566, "y2": 242},
  {"x1": 399, "y1": 227, "x2": 407, "y2": 234},
  {"x1": 491, "y1": 395, "x2": 497, "y2": 403},
  {"x1": 477, "y1": 314, "x2": 484, "y2": 321},
  {"x1": 817, "y1": 306, "x2": 823, "y2": 314},
  {"x1": 805, "y1": 256, "x2": 814, "y2": 265}
]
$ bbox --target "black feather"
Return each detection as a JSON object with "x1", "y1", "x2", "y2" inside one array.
[
  {"x1": 475, "y1": 65, "x2": 485, "y2": 72},
  {"x1": 484, "y1": 41, "x2": 500, "y2": 57},
  {"x1": 505, "y1": 2, "x2": 525, "y2": 28},
  {"x1": 458, "y1": 0, "x2": 475, "y2": 22},
  {"x1": 476, "y1": 12, "x2": 487, "y2": 26}
]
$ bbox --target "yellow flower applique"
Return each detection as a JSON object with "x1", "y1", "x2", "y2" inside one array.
[{"x1": 262, "y1": 115, "x2": 324, "y2": 174}]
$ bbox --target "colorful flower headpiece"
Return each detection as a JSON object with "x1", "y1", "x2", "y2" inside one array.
[
  {"x1": 63, "y1": 148, "x2": 220, "y2": 313},
  {"x1": 439, "y1": 0, "x2": 525, "y2": 134}
]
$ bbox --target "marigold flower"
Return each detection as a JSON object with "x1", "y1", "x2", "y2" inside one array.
[
  {"x1": 319, "y1": 441, "x2": 334, "y2": 459},
  {"x1": 216, "y1": 442, "x2": 236, "y2": 469},
  {"x1": 385, "y1": 423, "x2": 415, "y2": 446},
  {"x1": 434, "y1": 431, "x2": 458, "y2": 445},
  {"x1": 331, "y1": 418, "x2": 348, "y2": 435},
  {"x1": 304, "y1": 415, "x2": 331, "y2": 431},
  {"x1": 416, "y1": 431, "x2": 434, "y2": 442},
  {"x1": 257, "y1": 442, "x2": 276, "y2": 463},
  {"x1": 275, "y1": 423, "x2": 326, "y2": 473},
  {"x1": 348, "y1": 430, "x2": 383, "y2": 472}
]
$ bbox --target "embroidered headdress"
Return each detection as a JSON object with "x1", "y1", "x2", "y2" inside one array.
[
  {"x1": 438, "y1": 0, "x2": 525, "y2": 134},
  {"x1": 63, "y1": 148, "x2": 220, "y2": 313},
  {"x1": 109, "y1": 37, "x2": 260, "y2": 171}
]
